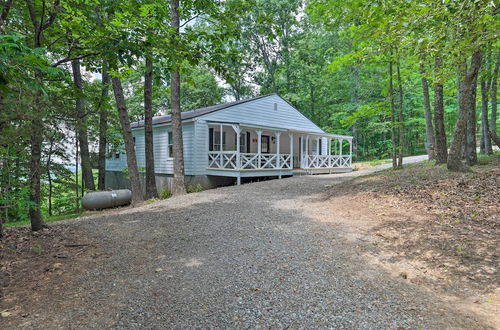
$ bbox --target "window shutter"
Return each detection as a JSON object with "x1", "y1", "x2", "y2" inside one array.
[
  {"x1": 209, "y1": 128, "x2": 214, "y2": 151},
  {"x1": 246, "y1": 132, "x2": 250, "y2": 153}
]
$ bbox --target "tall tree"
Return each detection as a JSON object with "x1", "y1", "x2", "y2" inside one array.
[
  {"x1": 97, "y1": 65, "x2": 110, "y2": 190},
  {"x1": 72, "y1": 58, "x2": 95, "y2": 191},
  {"x1": 447, "y1": 51, "x2": 482, "y2": 172},
  {"x1": 144, "y1": 54, "x2": 157, "y2": 198},
  {"x1": 433, "y1": 57, "x2": 447, "y2": 164},
  {"x1": 465, "y1": 71, "x2": 478, "y2": 166},
  {"x1": 169, "y1": 0, "x2": 186, "y2": 195},
  {"x1": 25, "y1": 0, "x2": 61, "y2": 231},
  {"x1": 489, "y1": 50, "x2": 500, "y2": 147},
  {"x1": 419, "y1": 62, "x2": 435, "y2": 160},
  {"x1": 111, "y1": 77, "x2": 144, "y2": 205}
]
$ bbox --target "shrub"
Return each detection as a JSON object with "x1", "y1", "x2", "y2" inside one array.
[
  {"x1": 187, "y1": 184, "x2": 204, "y2": 193},
  {"x1": 159, "y1": 188, "x2": 172, "y2": 199}
]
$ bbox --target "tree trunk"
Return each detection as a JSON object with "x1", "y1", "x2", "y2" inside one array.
[
  {"x1": 111, "y1": 77, "x2": 144, "y2": 205},
  {"x1": 420, "y1": 62, "x2": 435, "y2": 160},
  {"x1": 144, "y1": 55, "x2": 157, "y2": 199},
  {"x1": 389, "y1": 61, "x2": 397, "y2": 168},
  {"x1": 465, "y1": 73, "x2": 478, "y2": 165},
  {"x1": 46, "y1": 138, "x2": 54, "y2": 216},
  {"x1": 29, "y1": 113, "x2": 44, "y2": 231},
  {"x1": 489, "y1": 49, "x2": 500, "y2": 147},
  {"x1": 72, "y1": 59, "x2": 95, "y2": 191},
  {"x1": 480, "y1": 79, "x2": 492, "y2": 155},
  {"x1": 433, "y1": 57, "x2": 447, "y2": 164},
  {"x1": 448, "y1": 51, "x2": 482, "y2": 171},
  {"x1": 97, "y1": 65, "x2": 110, "y2": 191},
  {"x1": 350, "y1": 65, "x2": 359, "y2": 159},
  {"x1": 170, "y1": 0, "x2": 186, "y2": 195},
  {"x1": 75, "y1": 134, "x2": 79, "y2": 210},
  {"x1": 396, "y1": 62, "x2": 404, "y2": 168}
]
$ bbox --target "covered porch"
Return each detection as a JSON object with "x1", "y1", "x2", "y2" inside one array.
[{"x1": 206, "y1": 122, "x2": 352, "y2": 183}]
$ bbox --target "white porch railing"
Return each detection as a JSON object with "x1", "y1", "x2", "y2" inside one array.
[
  {"x1": 208, "y1": 152, "x2": 293, "y2": 170},
  {"x1": 208, "y1": 151, "x2": 238, "y2": 169},
  {"x1": 301, "y1": 155, "x2": 352, "y2": 169}
]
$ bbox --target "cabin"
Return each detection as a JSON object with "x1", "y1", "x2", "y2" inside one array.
[{"x1": 105, "y1": 94, "x2": 353, "y2": 191}]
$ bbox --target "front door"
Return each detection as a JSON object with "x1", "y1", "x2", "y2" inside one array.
[{"x1": 261, "y1": 135, "x2": 270, "y2": 153}]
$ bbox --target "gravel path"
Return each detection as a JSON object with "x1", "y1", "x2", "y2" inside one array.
[{"x1": 16, "y1": 155, "x2": 489, "y2": 329}]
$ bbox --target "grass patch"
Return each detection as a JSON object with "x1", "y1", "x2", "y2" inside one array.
[{"x1": 4, "y1": 211, "x2": 89, "y2": 227}]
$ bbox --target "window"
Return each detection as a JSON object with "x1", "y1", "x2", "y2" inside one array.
[
  {"x1": 209, "y1": 128, "x2": 226, "y2": 151},
  {"x1": 115, "y1": 153, "x2": 120, "y2": 159},
  {"x1": 168, "y1": 131, "x2": 173, "y2": 157}
]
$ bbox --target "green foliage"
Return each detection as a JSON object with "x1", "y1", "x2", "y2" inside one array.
[
  {"x1": 159, "y1": 188, "x2": 172, "y2": 199},
  {"x1": 186, "y1": 184, "x2": 204, "y2": 193}
]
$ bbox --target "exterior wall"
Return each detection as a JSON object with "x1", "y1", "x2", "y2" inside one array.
[
  {"x1": 105, "y1": 122, "x2": 194, "y2": 175},
  {"x1": 105, "y1": 170, "x2": 235, "y2": 192},
  {"x1": 200, "y1": 94, "x2": 324, "y2": 133}
]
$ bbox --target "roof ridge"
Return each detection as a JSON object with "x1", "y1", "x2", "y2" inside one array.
[{"x1": 131, "y1": 93, "x2": 277, "y2": 128}]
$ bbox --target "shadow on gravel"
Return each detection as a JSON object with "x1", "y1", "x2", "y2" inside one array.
[{"x1": 6, "y1": 169, "x2": 491, "y2": 329}]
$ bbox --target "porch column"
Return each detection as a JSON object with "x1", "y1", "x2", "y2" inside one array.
[
  {"x1": 289, "y1": 133, "x2": 294, "y2": 169},
  {"x1": 256, "y1": 130, "x2": 262, "y2": 168},
  {"x1": 305, "y1": 136, "x2": 309, "y2": 168},
  {"x1": 339, "y1": 138, "x2": 343, "y2": 167},
  {"x1": 328, "y1": 138, "x2": 332, "y2": 167},
  {"x1": 233, "y1": 125, "x2": 241, "y2": 169},
  {"x1": 299, "y1": 135, "x2": 303, "y2": 167},
  {"x1": 316, "y1": 137, "x2": 320, "y2": 156},
  {"x1": 275, "y1": 132, "x2": 281, "y2": 168},
  {"x1": 349, "y1": 139, "x2": 353, "y2": 167}
]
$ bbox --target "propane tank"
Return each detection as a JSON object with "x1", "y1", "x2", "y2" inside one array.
[{"x1": 81, "y1": 189, "x2": 132, "y2": 210}]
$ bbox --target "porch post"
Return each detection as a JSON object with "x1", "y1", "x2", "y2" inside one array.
[
  {"x1": 300, "y1": 135, "x2": 303, "y2": 167},
  {"x1": 235, "y1": 125, "x2": 241, "y2": 169},
  {"x1": 339, "y1": 138, "x2": 343, "y2": 167},
  {"x1": 289, "y1": 133, "x2": 294, "y2": 169},
  {"x1": 328, "y1": 138, "x2": 332, "y2": 167},
  {"x1": 349, "y1": 138, "x2": 352, "y2": 167},
  {"x1": 257, "y1": 130, "x2": 262, "y2": 168},
  {"x1": 316, "y1": 137, "x2": 320, "y2": 156},
  {"x1": 275, "y1": 132, "x2": 281, "y2": 169},
  {"x1": 219, "y1": 124, "x2": 224, "y2": 168},
  {"x1": 304, "y1": 135, "x2": 309, "y2": 168}
]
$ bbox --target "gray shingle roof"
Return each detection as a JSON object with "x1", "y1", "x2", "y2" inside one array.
[{"x1": 130, "y1": 94, "x2": 275, "y2": 128}]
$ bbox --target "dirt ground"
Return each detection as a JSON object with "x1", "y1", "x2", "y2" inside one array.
[
  {"x1": 323, "y1": 154, "x2": 500, "y2": 328},
  {"x1": 0, "y1": 226, "x2": 106, "y2": 321}
]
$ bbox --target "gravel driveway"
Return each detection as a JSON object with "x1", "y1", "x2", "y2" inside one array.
[{"x1": 17, "y1": 155, "x2": 489, "y2": 329}]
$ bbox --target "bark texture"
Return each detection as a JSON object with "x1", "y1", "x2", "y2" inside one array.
[
  {"x1": 489, "y1": 50, "x2": 500, "y2": 147},
  {"x1": 97, "y1": 66, "x2": 110, "y2": 190},
  {"x1": 170, "y1": 0, "x2": 187, "y2": 195},
  {"x1": 389, "y1": 62, "x2": 397, "y2": 168},
  {"x1": 433, "y1": 57, "x2": 447, "y2": 164},
  {"x1": 420, "y1": 63, "x2": 435, "y2": 160},
  {"x1": 111, "y1": 77, "x2": 144, "y2": 205},
  {"x1": 396, "y1": 63, "x2": 404, "y2": 168},
  {"x1": 465, "y1": 74, "x2": 478, "y2": 166},
  {"x1": 72, "y1": 59, "x2": 95, "y2": 191},
  {"x1": 447, "y1": 51, "x2": 482, "y2": 172},
  {"x1": 144, "y1": 55, "x2": 157, "y2": 198},
  {"x1": 480, "y1": 79, "x2": 492, "y2": 154}
]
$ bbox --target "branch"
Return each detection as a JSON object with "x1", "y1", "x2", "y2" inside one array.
[
  {"x1": 42, "y1": 0, "x2": 60, "y2": 30},
  {"x1": 25, "y1": 0, "x2": 39, "y2": 30},
  {"x1": 180, "y1": 14, "x2": 200, "y2": 28},
  {"x1": 52, "y1": 52, "x2": 99, "y2": 67}
]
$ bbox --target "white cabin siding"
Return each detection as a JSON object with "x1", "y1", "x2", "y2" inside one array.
[{"x1": 199, "y1": 94, "x2": 324, "y2": 133}]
